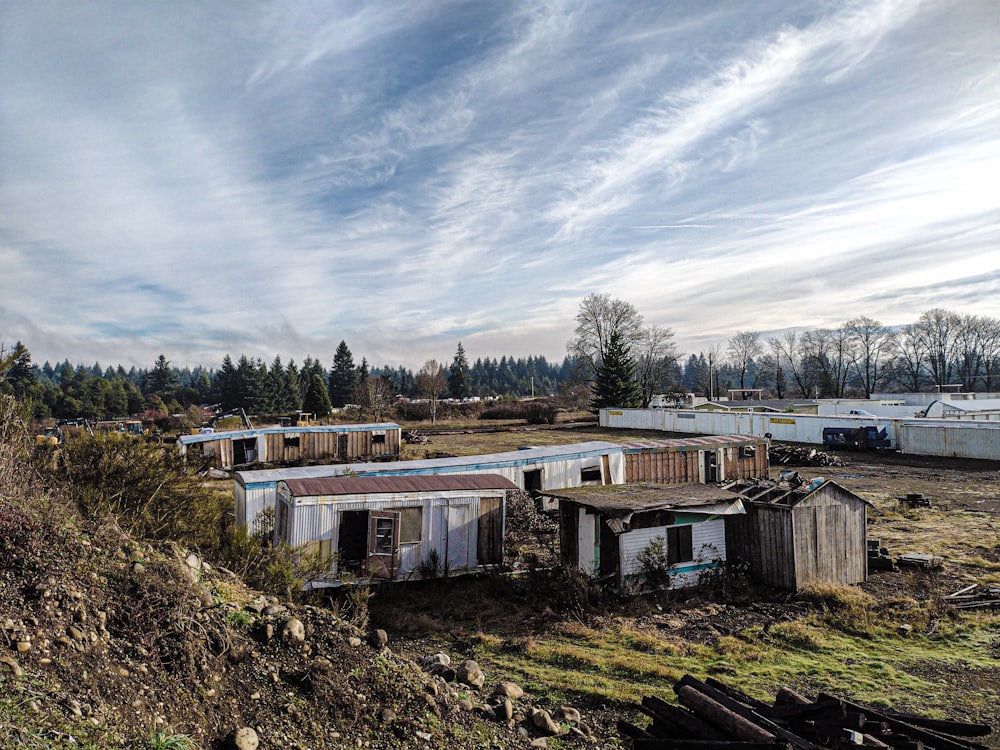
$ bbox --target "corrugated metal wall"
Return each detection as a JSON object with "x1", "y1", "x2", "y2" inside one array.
[
  {"x1": 602, "y1": 408, "x2": 1000, "y2": 461},
  {"x1": 285, "y1": 492, "x2": 495, "y2": 579},
  {"x1": 898, "y1": 424, "x2": 1000, "y2": 460}
]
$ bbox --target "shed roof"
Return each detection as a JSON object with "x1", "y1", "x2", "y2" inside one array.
[
  {"x1": 237, "y1": 440, "x2": 623, "y2": 486},
  {"x1": 281, "y1": 473, "x2": 517, "y2": 498},
  {"x1": 729, "y1": 477, "x2": 873, "y2": 508},
  {"x1": 620, "y1": 434, "x2": 764, "y2": 453},
  {"x1": 541, "y1": 483, "x2": 744, "y2": 516},
  {"x1": 178, "y1": 422, "x2": 399, "y2": 446}
]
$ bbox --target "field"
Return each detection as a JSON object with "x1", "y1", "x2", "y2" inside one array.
[{"x1": 372, "y1": 425, "x2": 1000, "y2": 747}]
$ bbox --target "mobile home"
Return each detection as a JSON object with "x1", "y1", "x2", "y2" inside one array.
[
  {"x1": 275, "y1": 473, "x2": 516, "y2": 584},
  {"x1": 235, "y1": 441, "x2": 626, "y2": 529}
]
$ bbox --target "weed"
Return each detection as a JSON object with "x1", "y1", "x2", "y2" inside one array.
[
  {"x1": 148, "y1": 729, "x2": 199, "y2": 750},
  {"x1": 226, "y1": 610, "x2": 252, "y2": 627},
  {"x1": 634, "y1": 536, "x2": 672, "y2": 592}
]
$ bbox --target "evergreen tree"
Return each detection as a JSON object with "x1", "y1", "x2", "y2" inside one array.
[
  {"x1": 303, "y1": 373, "x2": 333, "y2": 417},
  {"x1": 285, "y1": 360, "x2": 303, "y2": 412},
  {"x1": 448, "y1": 342, "x2": 472, "y2": 400},
  {"x1": 328, "y1": 341, "x2": 359, "y2": 407},
  {"x1": 590, "y1": 330, "x2": 641, "y2": 410},
  {"x1": 215, "y1": 355, "x2": 240, "y2": 410}
]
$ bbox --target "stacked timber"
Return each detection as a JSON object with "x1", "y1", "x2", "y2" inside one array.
[
  {"x1": 945, "y1": 584, "x2": 1000, "y2": 611},
  {"x1": 620, "y1": 674, "x2": 992, "y2": 750}
]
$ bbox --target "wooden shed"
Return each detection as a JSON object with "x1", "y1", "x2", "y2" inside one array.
[
  {"x1": 177, "y1": 422, "x2": 401, "y2": 471},
  {"x1": 724, "y1": 478, "x2": 872, "y2": 590},
  {"x1": 621, "y1": 434, "x2": 768, "y2": 484},
  {"x1": 546, "y1": 484, "x2": 746, "y2": 593},
  {"x1": 274, "y1": 473, "x2": 516, "y2": 585}
]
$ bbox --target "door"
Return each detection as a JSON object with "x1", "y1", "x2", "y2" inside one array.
[
  {"x1": 440, "y1": 503, "x2": 472, "y2": 571},
  {"x1": 703, "y1": 449, "x2": 718, "y2": 483},
  {"x1": 367, "y1": 510, "x2": 400, "y2": 579}
]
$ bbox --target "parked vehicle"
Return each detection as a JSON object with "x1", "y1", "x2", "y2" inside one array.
[{"x1": 822, "y1": 425, "x2": 891, "y2": 452}]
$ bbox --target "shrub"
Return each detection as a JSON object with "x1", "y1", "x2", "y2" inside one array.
[{"x1": 635, "y1": 536, "x2": 672, "y2": 591}]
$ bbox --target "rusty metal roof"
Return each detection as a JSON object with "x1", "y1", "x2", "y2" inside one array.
[
  {"x1": 620, "y1": 434, "x2": 765, "y2": 452},
  {"x1": 540, "y1": 482, "x2": 742, "y2": 512},
  {"x1": 281, "y1": 473, "x2": 517, "y2": 497}
]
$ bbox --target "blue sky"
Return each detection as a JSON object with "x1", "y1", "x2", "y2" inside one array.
[{"x1": 2, "y1": 0, "x2": 998, "y2": 371}]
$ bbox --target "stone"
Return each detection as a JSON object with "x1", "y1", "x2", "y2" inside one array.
[
  {"x1": 348, "y1": 636, "x2": 362, "y2": 648},
  {"x1": 15, "y1": 641, "x2": 31, "y2": 653},
  {"x1": 494, "y1": 697, "x2": 513, "y2": 723},
  {"x1": 530, "y1": 739, "x2": 549, "y2": 748},
  {"x1": 0, "y1": 656, "x2": 23, "y2": 677},
  {"x1": 262, "y1": 604, "x2": 287, "y2": 616},
  {"x1": 369, "y1": 629, "x2": 388, "y2": 649},
  {"x1": 228, "y1": 726, "x2": 259, "y2": 750},
  {"x1": 281, "y1": 618, "x2": 305, "y2": 644},
  {"x1": 897, "y1": 623, "x2": 913, "y2": 637},
  {"x1": 456, "y1": 659, "x2": 484, "y2": 689},
  {"x1": 554, "y1": 706, "x2": 581, "y2": 724},
  {"x1": 493, "y1": 681, "x2": 524, "y2": 700},
  {"x1": 531, "y1": 708, "x2": 562, "y2": 736},
  {"x1": 380, "y1": 707, "x2": 397, "y2": 723},
  {"x1": 420, "y1": 652, "x2": 451, "y2": 670},
  {"x1": 132, "y1": 563, "x2": 145, "y2": 575}
]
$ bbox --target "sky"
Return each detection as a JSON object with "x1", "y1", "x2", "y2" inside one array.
[{"x1": 1, "y1": 0, "x2": 998, "y2": 372}]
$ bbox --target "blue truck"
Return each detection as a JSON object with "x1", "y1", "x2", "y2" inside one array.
[{"x1": 822, "y1": 425, "x2": 892, "y2": 452}]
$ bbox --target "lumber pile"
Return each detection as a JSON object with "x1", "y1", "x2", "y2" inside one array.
[
  {"x1": 403, "y1": 430, "x2": 430, "y2": 445},
  {"x1": 945, "y1": 583, "x2": 1000, "y2": 611},
  {"x1": 769, "y1": 445, "x2": 845, "y2": 467},
  {"x1": 620, "y1": 674, "x2": 992, "y2": 750}
]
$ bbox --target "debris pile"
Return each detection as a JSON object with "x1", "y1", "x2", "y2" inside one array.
[
  {"x1": 867, "y1": 538, "x2": 895, "y2": 572},
  {"x1": 621, "y1": 674, "x2": 992, "y2": 750},
  {"x1": 769, "y1": 444, "x2": 845, "y2": 467},
  {"x1": 403, "y1": 430, "x2": 430, "y2": 445},
  {"x1": 897, "y1": 493, "x2": 932, "y2": 510},
  {"x1": 945, "y1": 584, "x2": 1000, "y2": 611},
  {"x1": 896, "y1": 553, "x2": 944, "y2": 570}
]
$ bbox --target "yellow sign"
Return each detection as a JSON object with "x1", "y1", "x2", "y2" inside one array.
[
  {"x1": 769, "y1": 417, "x2": 796, "y2": 424},
  {"x1": 608, "y1": 410, "x2": 623, "y2": 416}
]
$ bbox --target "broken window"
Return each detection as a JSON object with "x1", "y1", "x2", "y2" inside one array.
[
  {"x1": 666, "y1": 525, "x2": 694, "y2": 565},
  {"x1": 283, "y1": 435, "x2": 300, "y2": 448},
  {"x1": 372, "y1": 433, "x2": 386, "y2": 445},
  {"x1": 580, "y1": 465, "x2": 602, "y2": 483},
  {"x1": 373, "y1": 517, "x2": 395, "y2": 555},
  {"x1": 740, "y1": 445, "x2": 755, "y2": 459},
  {"x1": 399, "y1": 507, "x2": 422, "y2": 543}
]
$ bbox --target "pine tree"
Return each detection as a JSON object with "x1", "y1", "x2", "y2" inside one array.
[
  {"x1": 303, "y1": 373, "x2": 333, "y2": 417},
  {"x1": 328, "y1": 341, "x2": 359, "y2": 408},
  {"x1": 448, "y1": 342, "x2": 472, "y2": 400},
  {"x1": 590, "y1": 330, "x2": 641, "y2": 410}
]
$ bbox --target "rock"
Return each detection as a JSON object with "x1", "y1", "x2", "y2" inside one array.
[
  {"x1": 531, "y1": 708, "x2": 562, "y2": 736},
  {"x1": 185, "y1": 552, "x2": 202, "y2": 572},
  {"x1": 228, "y1": 726, "x2": 259, "y2": 750},
  {"x1": 132, "y1": 562, "x2": 145, "y2": 575},
  {"x1": 493, "y1": 681, "x2": 524, "y2": 700},
  {"x1": 281, "y1": 618, "x2": 305, "y2": 644},
  {"x1": 456, "y1": 659, "x2": 484, "y2": 689},
  {"x1": 15, "y1": 641, "x2": 31, "y2": 653},
  {"x1": 66, "y1": 625, "x2": 84, "y2": 641},
  {"x1": 458, "y1": 698, "x2": 474, "y2": 711},
  {"x1": 897, "y1": 623, "x2": 913, "y2": 637},
  {"x1": 0, "y1": 656, "x2": 23, "y2": 677},
  {"x1": 530, "y1": 739, "x2": 549, "y2": 748},
  {"x1": 554, "y1": 706, "x2": 581, "y2": 724},
  {"x1": 428, "y1": 665, "x2": 456, "y2": 682},
  {"x1": 369, "y1": 629, "x2": 388, "y2": 649},
  {"x1": 348, "y1": 636, "x2": 362, "y2": 648},
  {"x1": 263, "y1": 604, "x2": 287, "y2": 616},
  {"x1": 415, "y1": 730, "x2": 432, "y2": 741},
  {"x1": 494, "y1": 697, "x2": 513, "y2": 723},
  {"x1": 420, "y1": 652, "x2": 451, "y2": 670},
  {"x1": 380, "y1": 707, "x2": 397, "y2": 723}
]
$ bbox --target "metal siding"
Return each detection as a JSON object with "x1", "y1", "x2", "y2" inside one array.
[{"x1": 898, "y1": 424, "x2": 1000, "y2": 460}]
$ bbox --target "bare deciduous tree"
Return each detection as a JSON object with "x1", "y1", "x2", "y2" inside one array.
[
  {"x1": 845, "y1": 316, "x2": 896, "y2": 398},
  {"x1": 566, "y1": 293, "x2": 644, "y2": 380},
  {"x1": 355, "y1": 375, "x2": 396, "y2": 423},
  {"x1": 727, "y1": 330, "x2": 763, "y2": 392},
  {"x1": 416, "y1": 360, "x2": 447, "y2": 423},
  {"x1": 634, "y1": 324, "x2": 680, "y2": 407}
]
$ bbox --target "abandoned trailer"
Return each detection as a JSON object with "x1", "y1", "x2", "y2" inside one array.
[
  {"x1": 177, "y1": 422, "x2": 401, "y2": 471},
  {"x1": 621, "y1": 434, "x2": 768, "y2": 484},
  {"x1": 234, "y1": 441, "x2": 626, "y2": 528},
  {"x1": 546, "y1": 483, "x2": 746, "y2": 593},
  {"x1": 724, "y1": 476, "x2": 872, "y2": 590},
  {"x1": 274, "y1": 474, "x2": 516, "y2": 584}
]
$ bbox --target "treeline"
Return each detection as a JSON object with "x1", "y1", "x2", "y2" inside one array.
[
  {"x1": 678, "y1": 309, "x2": 1000, "y2": 400},
  {"x1": 0, "y1": 339, "x2": 574, "y2": 421},
  {"x1": 3, "y1": 306, "x2": 996, "y2": 421}
]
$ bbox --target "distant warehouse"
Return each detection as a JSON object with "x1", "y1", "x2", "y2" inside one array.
[{"x1": 177, "y1": 423, "x2": 401, "y2": 471}]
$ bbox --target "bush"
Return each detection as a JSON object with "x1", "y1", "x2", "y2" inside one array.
[
  {"x1": 479, "y1": 398, "x2": 557, "y2": 424},
  {"x1": 635, "y1": 536, "x2": 672, "y2": 591},
  {"x1": 53, "y1": 432, "x2": 229, "y2": 548}
]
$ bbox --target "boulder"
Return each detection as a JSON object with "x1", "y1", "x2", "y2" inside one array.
[
  {"x1": 456, "y1": 659, "x2": 484, "y2": 689},
  {"x1": 281, "y1": 618, "x2": 305, "y2": 644},
  {"x1": 493, "y1": 681, "x2": 524, "y2": 700},
  {"x1": 228, "y1": 726, "x2": 259, "y2": 750}
]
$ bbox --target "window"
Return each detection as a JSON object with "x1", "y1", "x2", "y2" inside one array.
[
  {"x1": 374, "y1": 517, "x2": 395, "y2": 554},
  {"x1": 372, "y1": 433, "x2": 386, "y2": 445},
  {"x1": 399, "y1": 507, "x2": 423, "y2": 543},
  {"x1": 580, "y1": 465, "x2": 602, "y2": 482},
  {"x1": 283, "y1": 435, "x2": 300, "y2": 448},
  {"x1": 666, "y1": 525, "x2": 694, "y2": 565},
  {"x1": 740, "y1": 445, "x2": 755, "y2": 459}
]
